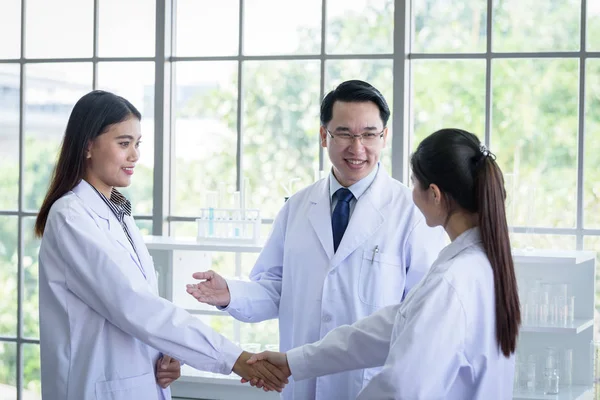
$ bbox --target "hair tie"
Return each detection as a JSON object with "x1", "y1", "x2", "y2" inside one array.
[{"x1": 479, "y1": 144, "x2": 496, "y2": 161}]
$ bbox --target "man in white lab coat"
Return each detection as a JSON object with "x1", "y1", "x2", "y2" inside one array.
[{"x1": 187, "y1": 80, "x2": 446, "y2": 400}]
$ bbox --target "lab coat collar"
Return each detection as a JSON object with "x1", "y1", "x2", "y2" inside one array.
[
  {"x1": 436, "y1": 227, "x2": 482, "y2": 265},
  {"x1": 307, "y1": 167, "x2": 393, "y2": 266},
  {"x1": 72, "y1": 180, "x2": 145, "y2": 276},
  {"x1": 72, "y1": 179, "x2": 111, "y2": 221}
]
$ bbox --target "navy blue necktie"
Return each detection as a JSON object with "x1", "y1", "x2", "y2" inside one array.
[{"x1": 332, "y1": 188, "x2": 354, "y2": 252}]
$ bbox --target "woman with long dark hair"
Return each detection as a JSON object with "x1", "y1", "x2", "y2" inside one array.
[
  {"x1": 246, "y1": 128, "x2": 521, "y2": 399},
  {"x1": 35, "y1": 90, "x2": 285, "y2": 400}
]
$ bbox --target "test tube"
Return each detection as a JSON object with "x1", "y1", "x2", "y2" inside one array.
[
  {"x1": 562, "y1": 348, "x2": 573, "y2": 387},
  {"x1": 205, "y1": 191, "x2": 218, "y2": 237},
  {"x1": 232, "y1": 191, "x2": 241, "y2": 238},
  {"x1": 567, "y1": 296, "x2": 575, "y2": 324}
]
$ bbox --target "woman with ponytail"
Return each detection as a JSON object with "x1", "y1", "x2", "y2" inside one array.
[{"x1": 245, "y1": 128, "x2": 521, "y2": 399}]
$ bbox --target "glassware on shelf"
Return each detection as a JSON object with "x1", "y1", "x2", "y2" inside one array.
[
  {"x1": 561, "y1": 348, "x2": 573, "y2": 387},
  {"x1": 526, "y1": 354, "x2": 536, "y2": 393}
]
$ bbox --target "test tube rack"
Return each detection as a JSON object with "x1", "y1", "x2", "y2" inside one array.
[{"x1": 196, "y1": 208, "x2": 261, "y2": 244}]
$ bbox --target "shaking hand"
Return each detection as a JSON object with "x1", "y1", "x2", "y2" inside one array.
[
  {"x1": 242, "y1": 351, "x2": 292, "y2": 391},
  {"x1": 233, "y1": 351, "x2": 289, "y2": 392}
]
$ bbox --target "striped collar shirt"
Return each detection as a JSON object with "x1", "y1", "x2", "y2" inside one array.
[{"x1": 89, "y1": 185, "x2": 138, "y2": 258}]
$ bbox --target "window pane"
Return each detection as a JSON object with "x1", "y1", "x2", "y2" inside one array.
[
  {"x1": 98, "y1": 0, "x2": 155, "y2": 57},
  {"x1": 97, "y1": 62, "x2": 155, "y2": 215},
  {"x1": 244, "y1": 0, "x2": 321, "y2": 55},
  {"x1": 509, "y1": 232, "x2": 576, "y2": 251},
  {"x1": 326, "y1": 0, "x2": 393, "y2": 54},
  {"x1": 25, "y1": 0, "x2": 93, "y2": 58},
  {"x1": 241, "y1": 252, "x2": 259, "y2": 278},
  {"x1": 242, "y1": 61, "x2": 320, "y2": 218},
  {"x1": 324, "y1": 59, "x2": 394, "y2": 174},
  {"x1": 24, "y1": 63, "x2": 92, "y2": 211},
  {"x1": 175, "y1": 0, "x2": 239, "y2": 57},
  {"x1": 588, "y1": 0, "x2": 600, "y2": 50},
  {"x1": 0, "y1": 342, "x2": 17, "y2": 395},
  {"x1": 135, "y1": 219, "x2": 152, "y2": 236},
  {"x1": 411, "y1": 60, "x2": 486, "y2": 150},
  {"x1": 0, "y1": 217, "x2": 18, "y2": 337},
  {"x1": 0, "y1": 64, "x2": 20, "y2": 210},
  {"x1": 0, "y1": 1, "x2": 21, "y2": 58},
  {"x1": 240, "y1": 320, "x2": 279, "y2": 351},
  {"x1": 412, "y1": 0, "x2": 486, "y2": 53},
  {"x1": 169, "y1": 221, "x2": 196, "y2": 237},
  {"x1": 172, "y1": 61, "x2": 238, "y2": 216},
  {"x1": 171, "y1": 250, "x2": 236, "y2": 312},
  {"x1": 22, "y1": 343, "x2": 41, "y2": 399},
  {"x1": 491, "y1": 59, "x2": 578, "y2": 228},
  {"x1": 22, "y1": 218, "x2": 40, "y2": 339},
  {"x1": 585, "y1": 60, "x2": 600, "y2": 228},
  {"x1": 492, "y1": 0, "x2": 580, "y2": 52}
]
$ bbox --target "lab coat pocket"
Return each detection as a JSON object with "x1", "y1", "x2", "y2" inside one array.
[
  {"x1": 358, "y1": 250, "x2": 405, "y2": 308},
  {"x1": 95, "y1": 372, "x2": 158, "y2": 400}
]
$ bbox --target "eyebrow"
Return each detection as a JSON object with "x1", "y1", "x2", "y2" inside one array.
[
  {"x1": 114, "y1": 135, "x2": 142, "y2": 140},
  {"x1": 333, "y1": 126, "x2": 380, "y2": 132}
]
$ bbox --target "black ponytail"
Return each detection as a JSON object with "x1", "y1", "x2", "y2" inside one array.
[{"x1": 411, "y1": 128, "x2": 521, "y2": 357}]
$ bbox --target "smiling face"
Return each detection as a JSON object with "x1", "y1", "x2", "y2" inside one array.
[
  {"x1": 84, "y1": 116, "x2": 141, "y2": 197},
  {"x1": 320, "y1": 101, "x2": 388, "y2": 187}
]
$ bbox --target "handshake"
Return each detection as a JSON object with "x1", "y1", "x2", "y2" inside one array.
[
  {"x1": 186, "y1": 271, "x2": 290, "y2": 392},
  {"x1": 233, "y1": 350, "x2": 291, "y2": 392}
]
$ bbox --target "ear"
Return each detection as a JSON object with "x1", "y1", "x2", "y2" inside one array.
[
  {"x1": 429, "y1": 183, "x2": 442, "y2": 206},
  {"x1": 319, "y1": 126, "x2": 328, "y2": 148},
  {"x1": 382, "y1": 127, "x2": 389, "y2": 147},
  {"x1": 86, "y1": 140, "x2": 93, "y2": 159}
]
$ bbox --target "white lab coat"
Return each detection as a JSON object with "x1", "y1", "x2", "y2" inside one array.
[
  {"x1": 287, "y1": 228, "x2": 515, "y2": 400},
  {"x1": 38, "y1": 180, "x2": 243, "y2": 400},
  {"x1": 224, "y1": 169, "x2": 446, "y2": 400}
]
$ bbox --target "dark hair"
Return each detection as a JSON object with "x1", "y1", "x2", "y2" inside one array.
[
  {"x1": 34, "y1": 90, "x2": 141, "y2": 237},
  {"x1": 320, "y1": 80, "x2": 391, "y2": 127},
  {"x1": 410, "y1": 128, "x2": 521, "y2": 357}
]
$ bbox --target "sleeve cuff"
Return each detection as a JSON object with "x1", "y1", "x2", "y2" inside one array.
[
  {"x1": 213, "y1": 340, "x2": 244, "y2": 375},
  {"x1": 286, "y1": 346, "x2": 311, "y2": 381},
  {"x1": 217, "y1": 279, "x2": 246, "y2": 313}
]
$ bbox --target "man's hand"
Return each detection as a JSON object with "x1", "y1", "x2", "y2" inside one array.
[
  {"x1": 155, "y1": 355, "x2": 181, "y2": 389},
  {"x1": 232, "y1": 351, "x2": 289, "y2": 392},
  {"x1": 186, "y1": 270, "x2": 231, "y2": 307},
  {"x1": 242, "y1": 351, "x2": 292, "y2": 390}
]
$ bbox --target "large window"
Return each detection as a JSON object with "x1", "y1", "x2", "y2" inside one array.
[
  {"x1": 169, "y1": 0, "x2": 395, "y2": 375},
  {"x1": 0, "y1": 1, "x2": 156, "y2": 398},
  {"x1": 1, "y1": 0, "x2": 600, "y2": 396},
  {"x1": 410, "y1": 0, "x2": 600, "y2": 332}
]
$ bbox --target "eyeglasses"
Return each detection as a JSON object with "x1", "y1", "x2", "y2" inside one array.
[{"x1": 326, "y1": 129, "x2": 385, "y2": 147}]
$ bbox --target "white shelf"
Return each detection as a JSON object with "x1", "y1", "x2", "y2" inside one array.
[
  {"x1": 513, "y1": 250, "x2": 596, "y2": 265},
  {"x1": 513, "y1": 384, "x2": 592, "y2": 400},
  {"x1": 144, "y1": 235, "x2": 264, "y2": 253},
  {"x1": 520, "y1": 319, "x2": 594, "y2": 334}
]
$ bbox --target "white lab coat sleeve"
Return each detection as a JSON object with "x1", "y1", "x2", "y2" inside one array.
[
  {"x1": 221, "y1": 203, "x2": 289, "y2": 322},
  {"x1": 404, "y1": 216, "x2": 446, "y2": 294},
  {"x1": 53, "y1": 208, "x2": 243, "y2": 375},
  {"x1": 357, "y1": 276, "x2": 467, "y2": 400},
  {"x1": 286, "y1": 303, "x2": 400, "y2": 381}
]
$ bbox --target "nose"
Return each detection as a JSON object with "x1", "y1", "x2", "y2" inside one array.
[
  {"x1": 348, "y1": 136, "x2": 366, "y2": 153},
  {"x1": 128, "y1": 145, "x2": 140, "y2": 162}
]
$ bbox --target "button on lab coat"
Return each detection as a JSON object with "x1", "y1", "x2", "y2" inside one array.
[
  {"x1": 38, "y1": 180, "x2": 242, "y2": 400},
  {"x1": 287, "y1": 228, "x2": 515, "y2": 399},
  {"x1": 223, "y1": 169, "x2": 446, "y2": 400}
]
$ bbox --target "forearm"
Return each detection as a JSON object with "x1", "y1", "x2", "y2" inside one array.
[{"x1": 221, "y1": 279, "x2": 281, "y2": 322}]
